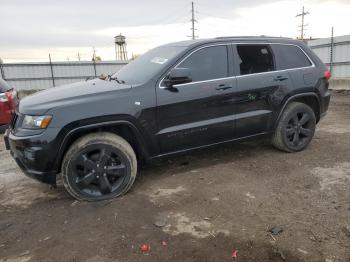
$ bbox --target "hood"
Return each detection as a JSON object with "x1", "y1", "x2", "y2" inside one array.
[{"x1": 19, "y1": 79, "x2": 131, "y2": 115}]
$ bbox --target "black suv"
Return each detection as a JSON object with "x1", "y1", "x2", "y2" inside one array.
[{"x1": 4, "y1": 37, "x2": 331, "y2": 201}]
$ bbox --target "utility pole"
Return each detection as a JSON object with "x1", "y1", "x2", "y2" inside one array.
[
  {"x1": 190, "y1": 2, "x2": 197, "y2": 40},
  {"x1": 77, "y1": 52, "x2": 81, "y2": 61},
  {"x1": 296, "y1": 6, "x2": 309, "y2": 40}
]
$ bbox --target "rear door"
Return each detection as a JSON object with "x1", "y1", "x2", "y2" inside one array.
[
  {"x1": 156, "y1": 44, "x2": 236, "y2": 153},
  {"x1": 233, "y1": 44, "x2": 294, "y2": 138},
  {"x1": 270, "y1": 44, "x2": 315, "y2": 91}
]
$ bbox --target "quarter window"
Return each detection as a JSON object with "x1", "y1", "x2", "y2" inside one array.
[
  {"x1": 273, "y1": 44, "x2": 312, "y2": 70},
  {"x1": 236, "y1": 45, "x2": 275, "y2": 75},
  {"x1": 178, "y1": 45, "x2": 228, "y2": 82}
]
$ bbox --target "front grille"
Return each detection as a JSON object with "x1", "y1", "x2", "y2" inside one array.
[{"x1": 9, "y1": 113, "x2": 18, "y2": 128}]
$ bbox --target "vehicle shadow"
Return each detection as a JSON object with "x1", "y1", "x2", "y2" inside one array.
[
  {"x1": 44, "y1": 138, "x2": 276, "y2": 201},
  {"x1": 138, "y1": 138, "x2": 275, "y2": 180}
]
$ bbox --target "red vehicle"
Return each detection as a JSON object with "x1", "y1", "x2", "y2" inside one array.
[{"x1": 0, "y1": 78, "x2": 18, "y2": 133}]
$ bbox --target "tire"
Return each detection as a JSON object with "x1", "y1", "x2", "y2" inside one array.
[
  {"x1": 0, "y1": 124, "x2": 9, "y2": 134},
  {"x1": 61, "y1": 132, "x2": 137, "y2": 201},
  {"x1": 272, "y1": 102, "x2": 316, "y2": 153}
]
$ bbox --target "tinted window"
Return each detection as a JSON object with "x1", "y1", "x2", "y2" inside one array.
[
  {"x1": 236, "y1": 45, "x2": 275, "y2": 75},
  {"x1": 274, "y1": 45, "x2": 312, "y2": 70},
  {"x1": 0, "y1": 78, "x2": 11, "y2": 93},
  {"x1": 112, "y1": 45, "x2": 186, "y2": 85},
  {"x1": 178, "y1": 45, "x2": 228, "y2": 82}
]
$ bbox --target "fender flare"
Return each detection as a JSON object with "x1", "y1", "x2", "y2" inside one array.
[
  {"x1": 275, "y1": 92, "x2": 321, "y2": 128},
  {"x1": 55, "y1": 120, "x2": 149, "y2": 170}
]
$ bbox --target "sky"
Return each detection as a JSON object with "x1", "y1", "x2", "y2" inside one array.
[{"x1": 0, "y1": 0, "x2": 349, "y2": 62}]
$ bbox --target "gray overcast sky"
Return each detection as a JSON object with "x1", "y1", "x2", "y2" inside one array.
[{"x1": 1, "y1": 0, "x2": 349, "y2": 62}]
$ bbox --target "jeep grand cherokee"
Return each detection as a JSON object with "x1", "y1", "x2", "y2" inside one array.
[{"x1": 4, "y1": 37, "x2": 331, "y2": 201}]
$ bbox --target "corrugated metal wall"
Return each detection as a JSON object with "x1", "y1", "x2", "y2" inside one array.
[
  {"x1": 308, "y1": 35, "x2": 350, "y2": 78},
  {"x1": 0, "y1": 61, "x2": 127, "y2": 90}
]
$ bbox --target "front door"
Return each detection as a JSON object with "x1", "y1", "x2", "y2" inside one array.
[{"x1": 156, "y1": 44, "x2": 236, "y2": 153}]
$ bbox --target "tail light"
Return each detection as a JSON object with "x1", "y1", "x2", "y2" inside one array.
[{"x1": 324, "y1": 70, "x2": 332, "y2": 80}]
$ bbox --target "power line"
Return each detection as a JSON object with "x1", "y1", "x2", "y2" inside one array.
[
  {"x1": 160, "y1": 9, "x2": 190, "y2": 25},
  {"x1": 195, "y1": 10, "x2": 230, "y2": 21},
  {"x1": 296, "y1": 6, "x2": 310, "y2": 40},
  {"x1": 125, "y1": 7, "x2": 191, "y2": 41},
  {"x1": 141, "y1": 3, "x2": 190, "y2": 25}
]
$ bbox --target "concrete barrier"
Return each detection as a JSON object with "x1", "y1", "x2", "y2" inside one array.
[{"x1": 330, "y1": 78, "x2": 350, "y2": 90}]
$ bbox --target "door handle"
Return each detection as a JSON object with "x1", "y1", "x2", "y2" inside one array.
[
  {"x1": 274, "y1": 76, "x2": 289, "y2": 81},
  {"x1": 215, "y1": 84, "x2": 233, "y2": 91}
]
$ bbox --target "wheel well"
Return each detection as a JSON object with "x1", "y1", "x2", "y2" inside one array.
[
  {"x1": 57, "y1": 124, "x2": 144, "y2": 173},
  {"x1": 287, "y1": 95, "x2": 320, "y2": 123}
]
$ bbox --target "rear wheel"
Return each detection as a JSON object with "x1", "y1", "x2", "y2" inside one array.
[
  {"x1": 272, "y1": 102, "x2": 316, "y2": 152},
  {"x1": 62, "y1": 132, "x2": 137, "y2": 201}
]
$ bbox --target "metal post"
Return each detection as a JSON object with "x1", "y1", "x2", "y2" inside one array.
[
  {"x1": 49, "y1": 54, "x2": 56, "y2": 87},
  {"x1": 0, "y1": 58, "x2": 5, "y2": 80},
  {"x1": 330, "y1": 26, "x2": 334, "y2": 74},
  {"x1": 92, "y1": 47, "x2": 97, "y2": 77}
]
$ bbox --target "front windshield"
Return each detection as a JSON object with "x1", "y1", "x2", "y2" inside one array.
[{"x1": 112, "y1": 45, "x2": 186, "y2": 85}]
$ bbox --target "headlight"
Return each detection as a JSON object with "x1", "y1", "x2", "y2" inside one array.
[
  {"x1": 0, "y1": 93, "x2": 8, "y2": 102},
  {"x1": 22, "y1": 115, "x2": 52, "y2": 129}
]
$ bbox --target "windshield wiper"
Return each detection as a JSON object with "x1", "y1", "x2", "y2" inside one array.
[
  {"x1": 109, "y1": 76, "x2": 125, "y2": 84},
  {"x1": 97, "y1": 74, "x2": 125, "y2": 84}
]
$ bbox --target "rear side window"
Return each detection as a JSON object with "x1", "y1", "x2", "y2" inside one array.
[
  {"x1": 273, "y1": 44, "x2": 312, "y2": 70},
  {"x1": 178, "y1": 45, "x2": 228, "y2": 82},
  {"x1": 236, "y1": 45, "x2": 275, "y2": 75}
]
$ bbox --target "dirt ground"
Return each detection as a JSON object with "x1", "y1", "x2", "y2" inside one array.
[{"x1": 0, "y1": 91, "x2": 349, "y2": 262}]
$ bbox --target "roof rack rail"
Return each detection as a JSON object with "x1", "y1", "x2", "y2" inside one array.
[{"x1": 215, "y1": 36, "x2": 292, "y2": 39}]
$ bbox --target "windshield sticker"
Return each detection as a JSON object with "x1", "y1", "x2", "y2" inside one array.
[
  {"x1": 151, "y1": 57, "x2": 168, "y2": 64},
  {"x1": 261, "y1": 48, "x2": 268, "y2": 54}
]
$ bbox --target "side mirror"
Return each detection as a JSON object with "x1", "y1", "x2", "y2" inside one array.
[{"x1": 164, "y1": 68, "x2": 192, "y2": 87}]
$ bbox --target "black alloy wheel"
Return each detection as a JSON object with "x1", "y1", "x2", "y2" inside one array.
[
  {"x1": 284, "y1": 111, "x2": 313, "y2": 148},
  {"x1": 62, "y1": 132, "x2": 137, "y2": 201},
  {"x1": 272, "y1": 102, "x2": 316, "y2": 152},
  {"x1": 72, "y1": 145, "x2": 128, "y2": 196}
]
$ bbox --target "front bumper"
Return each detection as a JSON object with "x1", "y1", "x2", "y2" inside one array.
[{"x1": 4, "y1": 128, "x2": 60, "y2": 185}]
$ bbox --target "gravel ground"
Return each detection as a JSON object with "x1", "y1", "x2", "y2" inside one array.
[{"x1": 0, "y1": 91, "x2": 349, "y2": 262}]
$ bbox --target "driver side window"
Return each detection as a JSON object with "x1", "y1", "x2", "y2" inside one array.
[{"x1": 178, "y1": 45, "x2": 229, "y2": 82}]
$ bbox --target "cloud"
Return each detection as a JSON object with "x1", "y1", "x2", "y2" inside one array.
[{"x1": 0, "y1": 0, "x2": 349, "y2": 62}]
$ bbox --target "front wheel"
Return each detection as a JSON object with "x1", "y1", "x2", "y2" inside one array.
[
  {"x1": 61, "y1": 132, "x2": 137, "y2": 201},
  {"x1": 272, "y1": 102, "x2": 316, "y2": 152}
]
